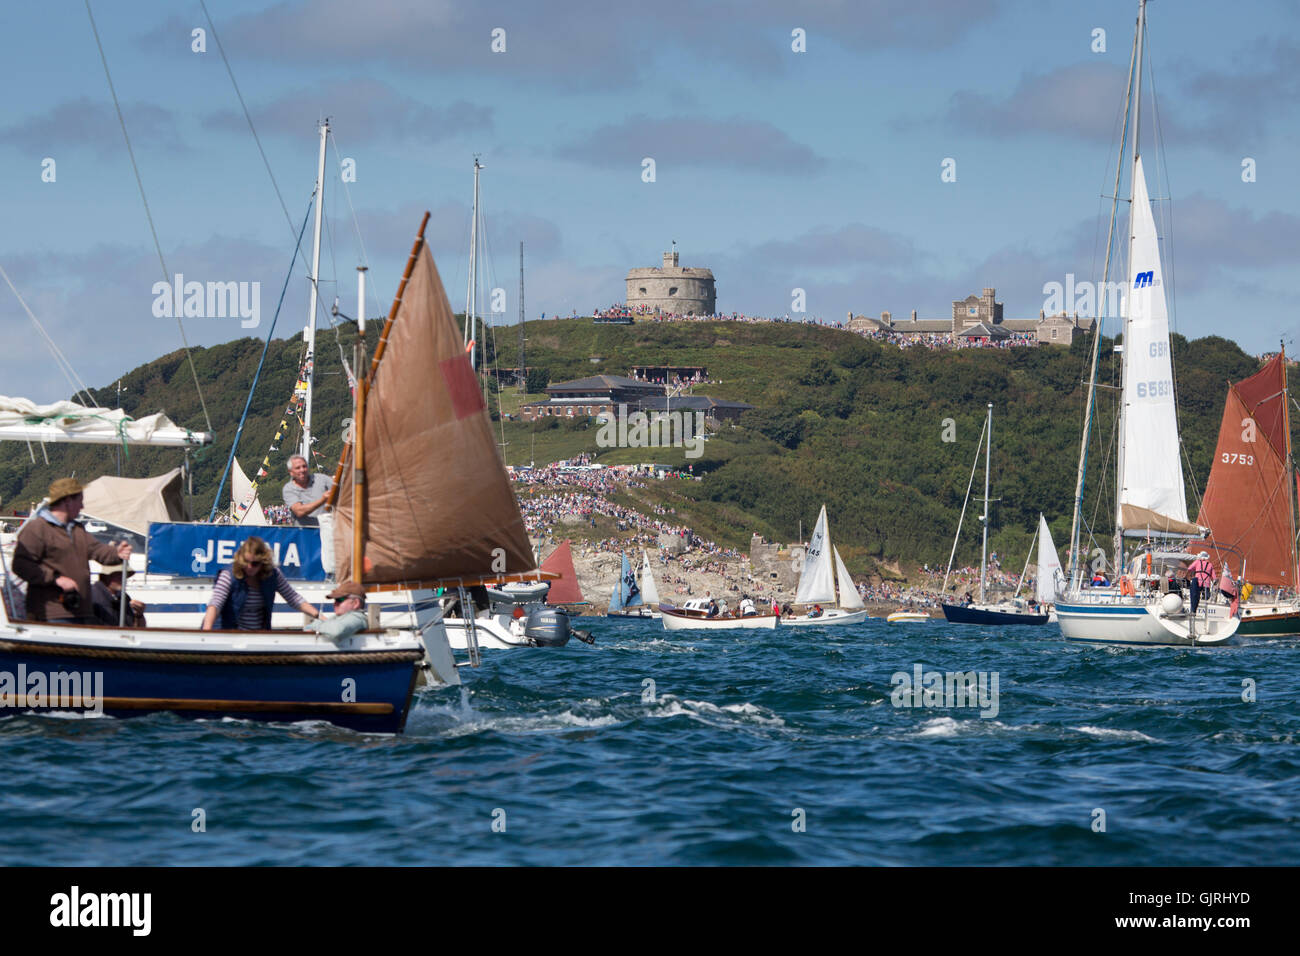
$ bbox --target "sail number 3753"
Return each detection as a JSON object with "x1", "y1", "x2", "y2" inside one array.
[{"x1": 1221, "y1": 453, "x2": 1255, "y2": 466}]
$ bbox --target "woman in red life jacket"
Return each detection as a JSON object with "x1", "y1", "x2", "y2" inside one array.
[{"x1": 1187, "y1": 551, "x2": 1215, "y2": 615}]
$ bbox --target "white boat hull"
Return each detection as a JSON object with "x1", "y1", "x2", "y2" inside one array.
[
  {"x1": 660, "y1": 608, "x2": 778, "y2": 631},
  {"x1": 1056, "y1": 596, "x2": 1238, "y2": 646},
  {"x1": 887, "y1": 611, "x2": 930, "y2": 623},
  {"x1": 783, "y1": 608, "x2": 870, "y2": 627}
]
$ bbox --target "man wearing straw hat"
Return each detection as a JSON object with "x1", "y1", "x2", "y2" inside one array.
[{"x1": 11, "y1": 477, "x2": 132, "y2": 623}]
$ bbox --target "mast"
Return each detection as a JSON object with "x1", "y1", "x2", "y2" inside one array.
[
  {"x1": 518, "y1": 242, "x2": 526, "y2": 392},
  {"x1": 301, "y1": 119, "x2": 329, "y2": 461},
  {"x1": 1114, "y1": 0, "x2": 1147, "y2": 574},
  {"x1": 980, "y1": 403, "x2": 992, "y2": 604},
  {"x1": 464, "y1": 156, "x2": 483, "y2": 367},
  {"x1": 1284, "y1": 343, "x2": 1299, "y2": 594},
  {"x1": 352, "y1": 265, "x2": 367, "y2": 584},
  {"x1": 1069, "y1": 18, "x2": 1140, "y2": 590}
]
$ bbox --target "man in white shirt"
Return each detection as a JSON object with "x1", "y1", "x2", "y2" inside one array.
[{"x1": 282, "y1": 455, "x2": 333, "y2": 526}]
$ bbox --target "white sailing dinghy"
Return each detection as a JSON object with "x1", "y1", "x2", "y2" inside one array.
[
  {"x1": 1056, "y1": 0, "x2": 1237, "y2": 646},
  {"x1": 784, "y1": 505, "x2": 869, "y2": 627},
  {"x1": 639, "y1": 550, "x2": 663, "y2": 619}
]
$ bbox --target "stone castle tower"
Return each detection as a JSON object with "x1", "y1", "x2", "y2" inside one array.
[{"x1": 626, "y1": 248, "x2": 716, "y2": 316}]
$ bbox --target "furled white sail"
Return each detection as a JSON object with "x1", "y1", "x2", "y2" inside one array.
[
  {"x1": 794, "y1": 505, "x2": 835, "y2": 605},
  {"x1": 231, "y1": 458, "x2": 268, "y2": 525},
  {"x1": 1036, "y1": 514, "x2": 1063, "y2": 605},
  {"x1": 1119, "y1": 157, "x2": 1189, "y2": 532},
  {"x1": 833, "y1": 546, "x2": 865, "y2": 609},
  {"x1": 641, "y1": 550, "x2": 661, "y2": 606},
  {"x1": 0, "y1": 396, "x2": 210, "y2": 447}
]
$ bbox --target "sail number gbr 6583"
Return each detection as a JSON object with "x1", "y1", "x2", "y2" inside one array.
[
  {"x1": 1221, "y1": 453, "x2": 1255, "y2": 466},
  {"x1": 1135, "y1": 379, "x2": 1172, "y2": 398}
]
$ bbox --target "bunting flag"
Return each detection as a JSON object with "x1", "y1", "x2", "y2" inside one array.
[{"x1": 234, "y1": 351, "x2": 315, "y2": 517}]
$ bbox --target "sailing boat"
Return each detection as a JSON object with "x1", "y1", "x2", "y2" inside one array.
[
  {"x1": 1056, "y1": 0, "x2": 1238, "y2": 646},
  {"x1": 1190, "y1": 349, "x2": 1300, "y2": 637},
  {"x1": 540, "y1": 539, "x2": 590, "y2": 612},
  {"x1": 784, "y1": 504, "x2": 868, "y2": 626},
  {"x1": 331, "y1": 214, "x2": 575, "y2": 653},
  {"x1": 607, "y1": 552, "x2": 651, "y2": 617},
  {"x1": 940, "y1": 405, "x2": 1050, "y2": 626},
  {"x1": 607, "y1": 550, "x2": 662, "y2": 618}
]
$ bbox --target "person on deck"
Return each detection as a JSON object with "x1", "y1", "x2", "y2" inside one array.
[
  {"x1": 1187, "y1": 551, "x2": 1215, "y2": 615},
  {"x1": 11, "y1": 478, "x2": 131, "y2": 624},
  {"x1": 91, "y1": 565, "x2": 146, "y2": 627},
  {"x1": 282, "y1": 455, "x2": 333, "y2": 527},
  {"x1": 310, "y1": 581, "x2": 369, "y2": 641},
  {"x1": 201, "y1": 537, "x2": 322, "y2": 630}
]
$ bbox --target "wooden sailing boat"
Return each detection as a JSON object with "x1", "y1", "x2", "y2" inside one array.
[
  {"x1": 329, "y1": 214, "x2": 572, "y2": 656},
  {"x1": 785, "y1": 504, "x2": 868, "y2": 626},
  {"x1": 1190, "y1": 350, "x2": 1300, "y2": 637}
]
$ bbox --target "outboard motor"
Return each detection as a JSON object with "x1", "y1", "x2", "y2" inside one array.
[{"x1": 522, "y1": 605, "x2": 572, "y2": 647}]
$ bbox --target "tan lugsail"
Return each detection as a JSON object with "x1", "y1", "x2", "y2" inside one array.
[
  {"x1": 1191, "y1": 353, "x2": 1295, "y2": 586},
  {"x1": 332, "y1": 226, "x2": 534, "y2": 586}
]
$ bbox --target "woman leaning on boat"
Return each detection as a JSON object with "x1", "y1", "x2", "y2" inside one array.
[{"x1": 201, "y1": 537, "x2": 322, "y2": 631}]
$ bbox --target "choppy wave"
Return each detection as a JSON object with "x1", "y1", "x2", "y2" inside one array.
[{"x1": 2, "y1": 615, "x2": 1297, "y2": 865}]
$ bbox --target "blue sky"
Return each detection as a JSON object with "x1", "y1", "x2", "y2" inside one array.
[{"x1": 2, "y1": 0, "x2": 1298, "y2": 401}]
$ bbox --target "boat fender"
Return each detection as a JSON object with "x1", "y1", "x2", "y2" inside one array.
[
  {"x1": 1160, "y1": 592, "x2": 1183, "y2": 615},
  {"x1": 1119, "y1": 575, "x2": 1135, "y2": 597}
]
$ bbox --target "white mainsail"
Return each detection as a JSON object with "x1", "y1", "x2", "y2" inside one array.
[
  {"x1": 1035, "y1": 514, "x2": 1063, "y2": 605},
  {"x1": 1119, "y1": 156, "x2": 1190, "y2": 533},
  {"x1": 794, "y1": 505, "x2": 835, "y2": 605},
  {"x1": 833, "y1": 546, "x2": 865, "y2": 609},
  {"x1": 232, "y1": 458, "x2": 268, "y2": 525},
  {"x1": 641, "y1": 550, "x2": 661, "y2": 606}
]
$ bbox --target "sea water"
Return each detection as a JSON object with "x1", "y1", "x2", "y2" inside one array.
[{"x1": 1, "y1": 617, "x2": 1296, "y2": 865}]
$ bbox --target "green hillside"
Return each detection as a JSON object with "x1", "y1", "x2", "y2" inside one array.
[{"x1": 2, "y1": 317, "x2": 1286, "y2": 576}]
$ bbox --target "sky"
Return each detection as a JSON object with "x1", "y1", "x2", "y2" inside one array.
[{"x1": 1, "y1": 0, "x2": 1298, "y2": 403}]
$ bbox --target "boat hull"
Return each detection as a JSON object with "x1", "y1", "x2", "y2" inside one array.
[
  {"x1": 887, "y1": 611, "x2": 930, "y2": 623},
  {"x1": 783, "y1": 608, "x2": 870, "y2": 627},
  {"x1": 1235, "y1": 604, "x2": 1300, "y2": 638},
  {"x1": 941, "y1": 603, "x2": 1050, "y2": 626},
  {"x1": 1055, "y1": 599, "x2": 1238, "y2": 646},
  {"x1": 659, "y1": 607, "x2": 778, "y2": 631},
  {"x1": 0, "y1": 623, "x2": 424, "y2": 733}
]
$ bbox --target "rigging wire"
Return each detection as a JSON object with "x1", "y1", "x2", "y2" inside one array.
[
  {"x1": 208, "y1": 199, "x2": 315, "y2": 520},
  {"x1": 197, "y1": 0, "x2": 303, "y2": 255},
  {"x1": 0, "y1": 263, "x2": 97, "y2": 408},
  {"x1": 85, "y1": 0, "x2": 213, "y2": 434}
]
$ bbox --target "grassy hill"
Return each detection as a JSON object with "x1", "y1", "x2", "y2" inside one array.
[{"x1": 2, "y1": 316, "x2": 1286, "y2": 577}]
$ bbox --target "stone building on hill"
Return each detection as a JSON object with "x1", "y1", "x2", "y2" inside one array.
[
  {"x1": 626, "y1": 247, "x2": 716, "y2": 316},
  {"x1": 848, "y1": 288, "x2": 1094, "y2": 345}
]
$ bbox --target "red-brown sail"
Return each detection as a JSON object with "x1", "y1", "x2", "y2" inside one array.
[
  {"x1": 540, "y1": 540, "x2": 584, "y2": 605},
  {"x1": 332, "y1": 229, "x2": 534, "y2": 585},
  {"x1": 1192, "y1": 357, "x2": 1295, "y2": 586}
]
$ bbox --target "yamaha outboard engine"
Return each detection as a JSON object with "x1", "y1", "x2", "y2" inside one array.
[{"x1": 522, "y1": 605, "x2": 572, "y2": 647}]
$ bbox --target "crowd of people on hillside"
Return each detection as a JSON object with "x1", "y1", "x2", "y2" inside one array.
[{"x1": 591, "y1": 303, "x2": 1050, "y2": 352}]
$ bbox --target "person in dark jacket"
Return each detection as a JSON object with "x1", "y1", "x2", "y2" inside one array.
[
  {"x1": 11, "y1": 478, "x2": 130, "y2": 623},
  {"x1": 201, "y1": 536, "x2": 321, "y2": 630},
  {"x1": 91, "y1": 565, "x2": 147, "y2": 627}
]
